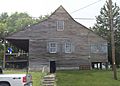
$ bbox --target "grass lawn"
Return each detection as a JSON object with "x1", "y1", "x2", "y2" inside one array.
[
  {"x1": 56, "y1": 69, "x2": 120, "y2": 86},
  {"x1": 4, "y1": 69, "x2": 44, "y2": 86}
]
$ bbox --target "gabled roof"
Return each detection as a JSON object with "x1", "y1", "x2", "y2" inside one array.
[
  {"x1": 6, "y1": 5, "x2": 107, "y2": 41},
  {"x1": 6, "y1": 5, "x2": 86, "y2": 38},
  {"x1": 49, "y1": 5, "x2": 91, "y2": 29}
]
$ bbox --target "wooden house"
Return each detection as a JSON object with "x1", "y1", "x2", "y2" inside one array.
[{"x1": 6, "y1": 6, "x2": 108, "y2": 70}]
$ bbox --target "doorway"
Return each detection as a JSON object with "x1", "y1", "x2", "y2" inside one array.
[{"x1": 50, "y1": 61, "x2": 56, "y2": 73}]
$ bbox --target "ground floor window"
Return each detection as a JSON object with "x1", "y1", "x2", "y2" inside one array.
[
  {"x1": 48, "y1": 42, "x2": 57, "y2": 53},
  {"x1": 65, "y1": 42, "x2": 72, "y2": 53},
  {"x1": 91, "y1": 43, "x2": 107, "y2": 53}
]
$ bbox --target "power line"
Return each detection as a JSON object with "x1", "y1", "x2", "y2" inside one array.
[
  {"x1": 32, "y1": 17, "x2": 96, "y2": 20},
  {"x1": 74, "y1": 18, "x2": 95, "y2": 20},
  {"x1": 71, "y1": 0, "x2": 102, "y2": 13}
]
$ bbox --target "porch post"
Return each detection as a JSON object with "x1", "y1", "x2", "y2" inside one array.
[
  {"x1": 3, "y1": 40, "x2": 6, "y2": 69},
  {"x1": 105, "y1": 62, "x2": 108, "y2": 70},
  {"x1": 100, "y1": 62, "x2": 102, "y2": 70}
]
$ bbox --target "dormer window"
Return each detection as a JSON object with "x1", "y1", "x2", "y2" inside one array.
[{"x1": 57, "y1": 20, "x2": 64, "y2": 31}]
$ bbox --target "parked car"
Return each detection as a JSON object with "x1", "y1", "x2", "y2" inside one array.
[{"x1": 0, "y1": 68, "x2": 32, "y2": 86}]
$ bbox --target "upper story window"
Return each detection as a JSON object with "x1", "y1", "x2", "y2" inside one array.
[
  {"x1": 65, "y1": 42, "x2": 72, "y2": 53},
  {"x1": 48, "y1": 42, "x2": 57, "y2": 53},
  {"x1": 91, "y1": 43, "x2": 107, "y2": 53},
  {"x1": 57, "y1": 20, "x2": 64, "y2": 31}
]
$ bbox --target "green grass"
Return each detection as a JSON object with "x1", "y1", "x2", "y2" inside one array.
[
  {"x1": 4, "y1": 69, "x2": 44, "y2": 86},
  {"x1": 56, "y1": 69, "x2": 120, "y2": 86},
  {"x1": 4, "y1": 69, "x2": 120, "y2": 86}
]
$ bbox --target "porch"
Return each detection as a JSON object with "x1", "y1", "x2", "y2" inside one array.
[{"x1": 4, "y1": 39, "x2": 29, "y2": 69}]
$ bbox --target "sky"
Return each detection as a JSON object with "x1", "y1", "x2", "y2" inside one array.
[{"x1": 0, "y1": 0, "x2": 120, "y2": 28}]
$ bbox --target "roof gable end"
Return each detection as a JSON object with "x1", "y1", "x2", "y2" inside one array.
[
  {"x1": 6, "y1": 5, "x2": 107, "y2": 41},
  {"x1": 49, "y1": 5, "x2": 72, "y2": 20}
]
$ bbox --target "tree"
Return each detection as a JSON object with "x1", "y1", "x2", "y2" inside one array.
[
  {"x1": 0, "y1": 12, "x2": 8, "y2": 23},
  {"x1": 6, "y1": 12, "x2": 36, "y2": 33},
  {"x1": 91, "y1": 1, "x2": 120, "y2": 65},
  {"x1": 0, "y1": 12, "x2": 49, "y2": 64}
]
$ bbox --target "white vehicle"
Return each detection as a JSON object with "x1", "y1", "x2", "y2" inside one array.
[{"x1": 0, "y1": 73, "x2": 32, "y2": 86}]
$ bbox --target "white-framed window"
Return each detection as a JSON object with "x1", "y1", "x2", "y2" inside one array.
[
  {"x1": 91, "y1": 43, "x2": 107, "y2": 53},
  {"x1": 57, "y1": 20, "x2": 64, "y2": 31},
  {"x1": 65, "y1": 42, "x2": 72, "y2": 53},
  {"x1": 48, "y1": 42, "x2": 57, "y2": 53}
]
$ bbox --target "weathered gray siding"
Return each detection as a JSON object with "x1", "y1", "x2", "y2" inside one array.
[{"x1": 6, "y1": 6, "x2": 108, "y2": 70}]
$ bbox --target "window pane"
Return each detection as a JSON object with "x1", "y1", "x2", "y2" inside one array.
[
  {"x1": 50, "y1": 48, "x2": 56, "y2": 53},
  {"x1": 91, "y1": 44, "x2": 98, "y2": 53},
  {"x1": 50, "y1": 43, "x2": 56, "y2": 47},
  {"x1": 101, "y1": 45, "x2": 107, "y2": 53},
  {"x1": 65, "y1": 42, "x2": 72, "y2": 53},
  {"x1": 57, "y1": 21, "x2": 64, "y2": 31}
]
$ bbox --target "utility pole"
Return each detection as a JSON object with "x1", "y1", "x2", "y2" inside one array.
[{"x1": 109, "y1": 0, "x2": 117, "y2": 80}]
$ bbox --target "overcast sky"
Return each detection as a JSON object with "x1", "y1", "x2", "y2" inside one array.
[{"x1": 0, "y1": 0, "x2": 120, "y2": 27}]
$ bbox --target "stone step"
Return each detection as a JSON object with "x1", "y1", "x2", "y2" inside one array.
[
  {"x1": 44, "y1": 74, "x2": 55, "y2": 78},
  {"x1": 42, "y1": 81, "x2": 55, "y2": 84},
  {"x1": 43, "y1": 79, "x2": 55, "y2": 82},
  {"x1": 42, "y1": 79, "x2": 55, "y2": 84},
  {"x1": 43, "y1": 77, "x2": 55, "y2": 80},
  {"x1": 42, "y1": 79, "x2": 55, "y2": 82},
  {"x1": 42, "y1": 83, "x2": 54, "y2": 86},
  {"x1": 42, "y1": 81, "x2": 55, "y2": 86},
  {"x1": 42, "y1": 74, "x2": 56, "y2": 86}
]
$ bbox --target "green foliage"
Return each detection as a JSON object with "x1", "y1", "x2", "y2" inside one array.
[
  {"x1": 0, "y1": 12, "x2": 8, "y2": 23},
  {"x1": 6, "y1": 12, "x2": 36, "y2": 33},
  {"x1": 91, "y1": 1, "x2": 120, "y2": 65},
  {"x1": 92, "y1": 1, "x2": 120, "y2": 41},
  {"x1": 38, "y1": 15, "x2": 49, "y2": 21},
  {"x1": 0, "y1": 23, "x2": 8, "y2": 39},
  {"x1": 0, "y1": 12, "x2": 49, "y2": 35}
]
